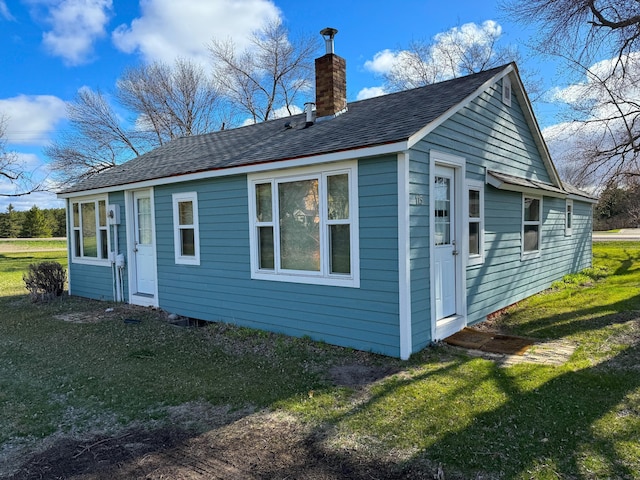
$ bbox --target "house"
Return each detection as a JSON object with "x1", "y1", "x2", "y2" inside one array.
[{"x1": 58, "y1": 29, "x2": 595, "y2": 359}]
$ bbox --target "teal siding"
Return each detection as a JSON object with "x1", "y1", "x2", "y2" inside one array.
[
  {"x1": 153, "y1": 156, "x2": 401, "y2": 357},
  {"x1": 409, "y1": 76, "x2": 593, "y2": 350}
]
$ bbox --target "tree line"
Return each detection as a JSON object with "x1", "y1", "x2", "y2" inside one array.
[{"x1": 0, "y1": 204, "x2": 66, "y2": 238}]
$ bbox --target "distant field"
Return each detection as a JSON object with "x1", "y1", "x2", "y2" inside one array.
[{"x1": 0, "y1": 238, "x2": 67, "y2": 253}]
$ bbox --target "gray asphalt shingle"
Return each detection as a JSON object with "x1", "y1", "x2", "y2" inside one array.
[{"x1": 60, "y1": 65, "x2": 507, "y2": 194}]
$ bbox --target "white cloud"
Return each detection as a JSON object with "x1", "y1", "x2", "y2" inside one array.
[
  {"x1": 0, "y1": 1, "x2": 15, "y2": 20},
  {"x1": 0, "y1": 95, "x2": 67, "y2": 145},
  {"x1": 112, "y1": 0, "x2": 281, "y2": 64},
  {"x1": 364, "y1": 49, "x2": 402, "y2": 75},
  {"x1": 240, "y1": 104, "x2": 302, "y2": 126},
  {"x1": 356, "y1": 86, "x2": 386, "y2": 101},
  {"x1": 33, "y1": 0, "x2": 113, "y2": 65}
]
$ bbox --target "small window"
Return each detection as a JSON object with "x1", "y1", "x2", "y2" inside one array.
[
  {"x1": 565, "y1": 199, "x2": 573, "y2": 236},
  {"x1": 502, "y1": 76, "x2": 512, "y2": 107},
  {"x1": 522, "y1": 195, "x2": 542, "y2": 258},
  {"x1": 71, "y1": 197, "x2": 110, "y2": 265},
  {"x1": 467, "y1": 181, "x2": 484, "y2": 266},
  {"x1": 172, "y1": 192, "x2": 200, "y2": 265},
  {"x1": 248, "y1": 162, "x2": 359, "y2": 287}
]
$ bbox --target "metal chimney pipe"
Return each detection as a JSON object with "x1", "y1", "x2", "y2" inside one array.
[
  {"x1": 305, "y1": 102, "x2": 315, "y2": 125},
  {"x1": 320, "y1": 27, "x2": 338, "y2": 55}
]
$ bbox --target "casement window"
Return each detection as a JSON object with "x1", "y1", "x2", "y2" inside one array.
[
  {"x1": 502, "y1": 76, "x2": 512, "y2": 107},
  {"x1": 248, "y1": 162, "x2": 359, "y2": 287},
  {"x1": 71, "y1": 197, "x2": 109, "y2": 265},
  {"x1": 172, "y1": 192, "x2": 200, "y2": 265},
  {"x1": 467, "y1": 181, "x2": 484, "y2": 266},
  {"x1": 522, "y1": 194, "x2": 542, "y2": 258},
  {"x1": 565, "y1": 199, "x2": 573, "y2": 236}
]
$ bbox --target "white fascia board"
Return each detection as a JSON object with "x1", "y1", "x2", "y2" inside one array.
[
  {"x1": 567, "y1": 193, "x2": 599, "y2": 204},
  {"x1": 57, "y1": 141, "x2": 408, "y2": 199},
  {"x1": 406, "y1": 64, "x2": 514, "y2": 150}
]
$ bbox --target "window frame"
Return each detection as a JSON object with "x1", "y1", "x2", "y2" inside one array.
[
  {"x1": 565, "y1": 199, "x2": 573, "y2": 236},
  {"x1": 522, "y1": 194, "x2": 542, "y2": 259},
  {"x1": 172, "y1": 192, "x2": 200, "y2": 265},
  {"x1": 248, "y1": 161, "x2": 359, "y2": 288},
  {"x1": 466, "y1": 180, "x2": 485, "y2": 266},
  {"x1": 70, "y1": 195, "x2": 110, "y2": 266}
]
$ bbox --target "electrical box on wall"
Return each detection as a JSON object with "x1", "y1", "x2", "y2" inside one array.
[{"x1": 107, "y1": 204, "x2": 121, "y2": 225}]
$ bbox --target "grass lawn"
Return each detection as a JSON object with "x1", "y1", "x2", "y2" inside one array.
[{"x1": 1, "y1": 239, "x2": 639, "y2": 479}]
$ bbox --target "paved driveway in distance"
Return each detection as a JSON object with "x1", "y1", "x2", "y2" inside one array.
[{"x1": 592, "y1": 228, "x2": 640, "y2": 241}]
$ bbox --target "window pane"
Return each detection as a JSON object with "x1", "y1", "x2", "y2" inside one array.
[
  {"x1": 99, "y1": 201, "x2": 107, "y2": 227},
  {"x1": 469, "y1": 190, "x2": 480, "y2": 218},
  {"x1": 73, "y1": 203, "x2": 79, "y2": 227},
  {"x1": 524, "y1": 225, "x2": 539, "y2": 252},
  {"x1": 256, "y1": 183, "x2": 272, "y2": 222},
  {"x1": 100, "y1": 229, "x2": 108, "y2": 259},
  {"x1": 278, "y1": 179, "x2": 320, "y2": 271},
  {"x1": 567, "y1": 204, "x2": 572, "y2": 229},
  {"x1": 330, "y1": 224, "x2": 350, "y2": 274},
  {"x1": 258, "y1": 226, "x2": 274, "y2": 269},
  {"x1": 434, "y1": 176, "x2": 451, "y2": 246},
  {"x1": 328, "y1": 174, "x2": 349, "y2": 220},
  {"x1": 137, "y1": 198, "x2": 152, "y2": 244},
  {"x1": 181, "y1": 228, "x2": 195, "y2": 256},
  {"x1": 178, "y1": 201, "x2": 193, "y2": 226},
  {"x1": 81, "y1": 203, "x2": 97, "y2": 257},
  {"x1": 524, "y1": 198, "x2": 540, "y2": 221},
  {"x1": 469, "y1": 222, "x2": 479, "y2": 255},
  {"x1": 74, "y1": 230, "x2": 81, "y2": 257}
]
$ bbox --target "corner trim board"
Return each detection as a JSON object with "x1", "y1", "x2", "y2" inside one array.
[{"x1": 398, "y1": 152, "x2": 412, "y2": 360}]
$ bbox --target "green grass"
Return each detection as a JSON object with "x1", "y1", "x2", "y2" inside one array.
[{"x1": 1, "y1": 240, "x2": 639, "y2": 479}]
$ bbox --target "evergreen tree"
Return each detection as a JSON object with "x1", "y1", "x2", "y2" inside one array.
[
  {"x1": 0, "y1": 203, "x2": 21, "y2": 238},
  {"x1": 20, "y1": 205, "x2": 52, "y2": 238}
]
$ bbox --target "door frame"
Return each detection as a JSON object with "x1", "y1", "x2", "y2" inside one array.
[
  {"x1": 126, "y1": 188, "x2": 159, "y2": 307},
  {"x1": 429, "y1": 150, "x2": 467, "y2": 340}
]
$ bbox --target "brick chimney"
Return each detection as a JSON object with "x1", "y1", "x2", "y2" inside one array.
[{"x1": 315, "y1": 28, "x2": 347, "y2": 118}]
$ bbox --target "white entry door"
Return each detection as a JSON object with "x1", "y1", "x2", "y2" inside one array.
[
  {"x1": 133, "y1": 190, "x2": 156, "y2": 296},
  {"x1": 433, "y1": 165, "x2": 457, "y2": 320}
]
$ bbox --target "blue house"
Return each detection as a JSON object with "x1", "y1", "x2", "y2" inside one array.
[{"x1": 58, "y1": 33, "x2": 595, "y2": 359}]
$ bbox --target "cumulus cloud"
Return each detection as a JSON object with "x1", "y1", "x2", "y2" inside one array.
[
  {"x1": 0, "y1": 1, "x2": 15, "y2": 20},
  {"x1": 112, "y1": 0, "x2": 281, "y2": 64},
  {"x1": 0, "y1": 95, "x2": 67, "y2": 145},
  {"x1": 356, "y1": 86, "x2": 386, "y2": 101},
  {"x1": 32, "y1": 0, "x2": 113, "y2": 65}
]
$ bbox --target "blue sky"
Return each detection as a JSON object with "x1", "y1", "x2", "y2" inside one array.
[{"x1": 0, "y1": 0, "x2": 575, "y2": 211}]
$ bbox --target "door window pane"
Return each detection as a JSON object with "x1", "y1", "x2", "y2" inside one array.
[
  {"x1": 434, "y1": 176, "x2": 451, "y2": 246},
  {"x1": 278, "y1": 179, "x2": 320, "y2": 271},
  {"x1": 137, "y1": 198, "x2": 152, "y2": 245}
]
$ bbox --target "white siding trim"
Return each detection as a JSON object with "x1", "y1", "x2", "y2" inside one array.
[{"x1": 398, "y1": 152, "x2": 412, "y2": 360}]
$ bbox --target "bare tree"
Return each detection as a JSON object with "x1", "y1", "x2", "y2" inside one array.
[
  {"x1": 47, "y1": 58, "x2": 225, "y2": 185},
  {"x1": 505, "y1": 0, "x2": 640, "y2": 185},
  {"x1": 383, "y1": 21, "x2": 519, "y2": 91},
  {"x1": 209, "y1": 20, "x2": 318, "y2": 123},
  {"x1": 0, "y1": 114, "x2": 46, "y2": 197}
]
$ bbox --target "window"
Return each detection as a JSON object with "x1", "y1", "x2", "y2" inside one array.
[
  {"x1": 565, "y1": 199, "x2": 573, "y2": 236},
  {"x1": 522, "y1": 195, "x2": 542, "y2": 257},
  {"x1": 467, "y1": 181, "x2": 484, "y2": 266},
  {"x1": 502, "y1": 76, "x2": 512, "y2": 106},
  {"x1": 172, "y1": 192, "x2": 200, "y2": 265},
  {"x1": 248, "y1": 162, "x2": 359, "y2": 287},
  {"x1": 71, "y1": 197, "x2": 109, "y2": 264}
]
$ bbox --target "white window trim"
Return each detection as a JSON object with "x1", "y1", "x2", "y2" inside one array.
[
  {"x1": 467, "y1": 180, "x2": 485, "y2": 267},
  {"x1": 70, "y1": 195, "x2": 110, "y2": 266},
  {"x1": 247, "y1": 161, "x2": 360, "y2": 288},
  {"x1": 502, "y1": 76, "x2": 512, "y2": 107},
  {"x1": 565, "y1": 199, "x2": 573, "y2": 236},
  {"x1": 522, "y1": 194, "x2": 542, "y2": 260},
  {"x1": 172, "y1": 192, "x2": 200, "y2": 265}
]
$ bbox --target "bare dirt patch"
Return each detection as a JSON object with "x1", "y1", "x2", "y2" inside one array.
[{"x1": 5, "y1": 409, "x2": 436, "y2": 480}]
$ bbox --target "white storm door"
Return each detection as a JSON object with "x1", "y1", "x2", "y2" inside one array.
[
  {"x1": 133, "y1": 190, "x2": 155, "y2": 295},
  {"x1": 433, "y1": 165, "x2": 457, "y2": 319}
]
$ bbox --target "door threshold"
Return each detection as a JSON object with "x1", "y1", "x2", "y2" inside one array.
[{"x1": 435, "y1": 314, "x2": 466, "y2": 341}]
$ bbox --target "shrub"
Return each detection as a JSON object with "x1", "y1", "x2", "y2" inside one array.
[{"x1": 23, "y1": 261, "x2": 67, "y2": 302}]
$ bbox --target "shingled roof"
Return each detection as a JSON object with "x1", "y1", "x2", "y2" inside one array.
[{"x1": 60, "y1": 65, "x2": 510, "y2": 194}]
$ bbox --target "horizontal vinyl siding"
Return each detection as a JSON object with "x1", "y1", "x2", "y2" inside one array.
[
  {"x1": 412, "y1": 76, "x2": 592, "y2": 337},
  {"x1": 68, "y1": 263, "x2": 114, "y2": 301},
  {"x1": 153, "y1": 156, "x2": 401, "y2": 357}
]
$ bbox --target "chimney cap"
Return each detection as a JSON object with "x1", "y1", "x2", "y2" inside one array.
[{"x1": 320, "y1": 27, "x2": 338, "y2": 39}]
